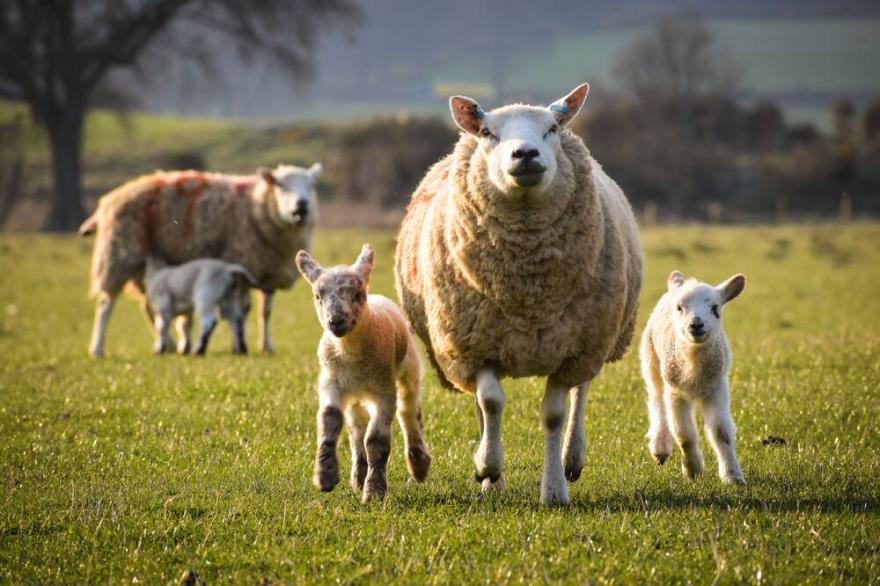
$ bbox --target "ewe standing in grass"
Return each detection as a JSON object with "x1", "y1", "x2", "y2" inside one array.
[
  {"x1": 297, "y1": 244, "x2": 430, "y2": 502},
  {"x1": 640, "y1": 271, "x2": 747, "y2": 484},
  {"x1": 79, "y1": 164, "x2": 321, "y2": 357},
  {"x1": 144, "y1": 257, "x2": 256, "y2": 356},
  {"x1": 395, "y1": 83, "x2": 643, "y2": 505}
]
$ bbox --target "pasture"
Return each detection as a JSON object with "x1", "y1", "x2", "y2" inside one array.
[{"x1": 1, "y1": 223, "x2": 879, "y2": 583}]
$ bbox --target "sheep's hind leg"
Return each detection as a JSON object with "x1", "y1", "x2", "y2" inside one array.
[
  {"x1": 193, "y1": 312, "x2": 217, "y2": 355},
  {"x1": 562, "y1": 382, "x2": 589, "y2": 482},
  {"x1": 363, "y1": 396, "x2": 394, "y2": 502},
  {"x1": 346, "y1": 403, "x2": 369, "y2": 492},
  {"x1": 175, "y1": 313, "x2": 193, "y2": 354},
  {"x1": 153, "y1": 313, "x2": 173, "y2": 355},
  {"x1": 701, "y1": 382, "x2": 745, "y2": 485},
  {"x1": 541, "y1": 377, "x2": 570, "y2": 505},
  {"x1": 396, "y1": 373, "x2": 431, "y2": 483},
  {"x1": 89, "y1": 291, "x2": 116, "y2": 357},
  {"x1": 474, "y1": 368, "x2": 505, "y2": 493},
  {"x1": 666, "y1": 392, "x2": 704, "y2": 478}
]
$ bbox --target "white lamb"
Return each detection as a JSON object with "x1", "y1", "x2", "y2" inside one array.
[
  {"x1": 145, "y1": 257, "x2": 256, "y2": 356},
  {"x1": 640, "y1": 270, "x2": 747, "y2": 484},
  {"x1": 296, "y1": 244, "x2": 431, "y2": 502}
]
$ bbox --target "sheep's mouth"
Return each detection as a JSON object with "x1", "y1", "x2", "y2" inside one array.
[
  {"x1": 291, "y1": 208, "x2": 309, "y2": 225},
  {"x1": 509, "y1": 162, "x2": 546, "y2": 187},
  {"x1": 687, "y1": 331, "x2": 709, "y2": 344}
]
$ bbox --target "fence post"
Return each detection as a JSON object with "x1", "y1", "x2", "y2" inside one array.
[{"x1": 840, "y1": 192, "x2": 852, "y2": 223}]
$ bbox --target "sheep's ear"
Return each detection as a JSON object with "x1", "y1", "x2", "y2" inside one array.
[
  {"x1": 295, "y1": 250, "x2": 323, "y2": 284},
  {"x1": 548, "y1": 82, "x2": 590, "y2": 127},
  {"x1": 258, "y1": 167, "x2": 277, "y2": 186},
  {"x1": 353, "y1": 243, "x2": 375, "y2": 284},
  {"x1": 667, "y1": 270, "x2": 685, "y2": 292},
  {"x1": 449, "y1": 95, "x2": 485, "y2": 135},
  {"x1": 717, "y1": 274, "x2": 746, "y2": 304},
  {"x1": 308, "y1": 162, "x2": 322, "y2": 180}
]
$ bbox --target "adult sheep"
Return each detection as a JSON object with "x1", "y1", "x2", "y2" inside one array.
[
  {"x1": 395, "y1": 83, "x2": 643, "y2": 505},
  {"x1": 80, "y1": 163, "x2": 321, "y2": 357}
]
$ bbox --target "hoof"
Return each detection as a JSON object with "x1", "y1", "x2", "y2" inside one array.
[
  {"x1": 564, "y1": 463, "x2": 583, "y2": 482},
  {"x1": 362, "y1": 480, "x2": 387, "y2": 502},
  {"x1": 313, "y1": 463, "x2": 339, "y2": 492},
  {"x1": 540, "y1": 485, "x2": 570, "y2": 506},
  {"x1": 722, "y1": 474, "x2": 746, "y2": 485},
  {"x1": 480, "y1": 475, "x2": 505, "y2": 493},
  {"x1": 407, "y1": 447, "x2": 431, "y2": 483},
  {"x1": 652, "y1": 453, "x2": 670, "y2": 465}
]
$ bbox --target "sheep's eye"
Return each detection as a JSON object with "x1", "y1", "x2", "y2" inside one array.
[
  {"x1": 676, "y1": 305, "x2": 683, "y2": 313},
  {"x1": 711, "y1": 304, "x2": 720, "y2": 318},
  {"x1": 314, "y1": 293, "x2": 321, "y2": 301},
  {"x1": 544, "y1": 124, "x2": 559, "y2": 138},
  {"x1": 355, "y1": 291, "x2": 364, "y2": 302},
  {"x1": 479, "y1": 127, "x2": 495, "y2": 139}
]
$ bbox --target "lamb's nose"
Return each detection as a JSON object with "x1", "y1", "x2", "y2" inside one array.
[
  {"x1": 511, "y1": 148, "x2": 539, "y2": 161},
  {"x1": 328, "y1": 316, "x2": 344, "y2": 327}
]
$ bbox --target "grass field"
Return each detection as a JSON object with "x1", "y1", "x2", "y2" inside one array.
[{"x1": 1, "y1": 224, "x2": 879, "y2": 583}]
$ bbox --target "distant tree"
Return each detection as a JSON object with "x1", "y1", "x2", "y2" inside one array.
[
  {"x1": 832, "y1": 99, "x2": 856, "y2": 143},
  {"x1": 863, "y1": 96, "x2": 880, "y2": 142},
  {"x1": 613, "y1": 17, "x2": 739, "y2": 116},
  {"x1": 744, "y1": 101, "x2": 785, "y2": 152},
  {"x1": 0, "y1": 1, "x2": 359, "y2": 231}
]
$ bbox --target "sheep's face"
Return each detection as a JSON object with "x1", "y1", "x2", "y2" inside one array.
[
  {"x1": 259, "y1": 162, "x2": 321, "y2": 227},
  {"x1": 295, "y1": 244, "x2": 374, "y2": 338},
  {"x1": 450, "y1": 83, "x2": 589, "y2": 199},
  {"x1": 666, "y1": 271, "x2": 746, "y2": 345}
]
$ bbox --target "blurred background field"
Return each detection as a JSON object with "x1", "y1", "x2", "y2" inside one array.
[
  {"x1": 1, "y1": 1, "x2": 880, "y2": 230},
  {"x1": 1, "y1": 224, "x2": 878, "y2": 582}
]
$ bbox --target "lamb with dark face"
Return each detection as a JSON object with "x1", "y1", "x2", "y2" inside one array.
[
  {"x1": 640, "y1": 270, "x2": 747, "y2": 485},
  {"x1": 296, "y1": 244, "x2": 431, "y2": 502}
]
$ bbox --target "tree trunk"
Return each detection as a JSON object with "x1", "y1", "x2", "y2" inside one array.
[{"x1": 44, "y1": 108, "x2": 85, "y2": 232}]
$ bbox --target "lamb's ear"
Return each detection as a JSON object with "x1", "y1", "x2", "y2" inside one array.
[
  {"x1": 449, "y1": 95, "x2": 485, "y2": 135},
  {"x1": 717, "y1": 273, "x2": 746, "y2": 304},
  {"x1": 667, "y1": 270, "x2": 685, "y2": 292},
  {"x1": 548, "y1": 82, "x2": 590, "y2": 127},
  {"x1": 353, "y1": 243, "x2": 375, "y2": 284},
  {"x1": 295, "y1": 250, "x2": 323, "y2": 284},
  {"x1": 308, "y1": 162, "x2": 322, "y2": 180},
  {"x1": 257, "y1": 167, "x2": 277, "y2": 186}
]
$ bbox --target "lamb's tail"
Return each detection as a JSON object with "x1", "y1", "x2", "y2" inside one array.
[
  {"x1": 228, "y1": 264, "x2": 258, "y2": 288},
  {"x1": 78, "y1": 213, "x2": 98, "y2": 237}
]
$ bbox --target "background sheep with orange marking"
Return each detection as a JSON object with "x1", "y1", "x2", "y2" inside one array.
[{"x1": 79, "y1": 163, "x2": 321, "y2": 357}]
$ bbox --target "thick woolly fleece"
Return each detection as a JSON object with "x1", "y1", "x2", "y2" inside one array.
[
  {"x1": 82, "y1": 171, "x2": 313, "y2": 298},
  {"x1": 395, "y1": 131, "x2": 643, "y2": 393}
]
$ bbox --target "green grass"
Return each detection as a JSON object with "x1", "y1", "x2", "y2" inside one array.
[{"x1": 1, "y1": 224, "x2": 879, "y2": 583}]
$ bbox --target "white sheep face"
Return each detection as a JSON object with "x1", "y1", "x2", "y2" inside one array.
[
  {"x1": 449, "y1": 83, "x2": 590, "y2": 198},
  {"x1": 260, "y1": 162, "x2": 322, "y2": 226},
  {"x1": 667, "y1": 272, "x2": 746, "y2": 345}
]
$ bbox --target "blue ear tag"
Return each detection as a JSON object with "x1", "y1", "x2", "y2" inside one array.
[
  {"x1": 549, "y1": 102, "x2": 569, "y2": 115},
  {"x1": 475, "y1": 109, "x2": 486, "y2": 120}
]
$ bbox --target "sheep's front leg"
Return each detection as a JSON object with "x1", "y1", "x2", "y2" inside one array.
[
  {"x1": 562, "y1": 382, "x2": 589, "y2": 482},
  {"x1": 541, "y1": 377, "x2": 570, "y2": 505},
  {"x1": 666, "y1": 391, "x2": 704, "y2": 478},
  {"x1": 175, "y1": 313, "x2": 193, "y2": 354},
  {"x1": 89, "y1": 292, "x2": 116, "y2": 357},
  {"x1": 644, "y1": 346, "x2": 672, "y2": 464},
  {"x1": 346, "y1": 403, "x2": 369, "y2": 492},
  {"x1": 701, "y1": 382, "x2": 745, "y2": 485},
  {"x1": 258, "y1": 290, "x2": 275, "y2": 354},
  {"x1": 474, "y1": 367, "x2": 505, "y2": 492},
  {"x1": 363, "y1": 397, "x2": 394, "y2": 502},
  {"x1": 314, "y1": 374, "x2": 343, "y2": 492}
]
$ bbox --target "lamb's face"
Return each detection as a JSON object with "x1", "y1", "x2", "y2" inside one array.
[
  {"x1": 260, "y1": 163, "x2": 322, "y2": 226},
  {"x1": 449, "y1": 83, "x2": 590, "y2": 199},
  {"x1": 295, "y1": 244, "x2": 375, "y2": 339},
  {"x1": 666, "y1": 271, "x2": 746, "y2": 345}
]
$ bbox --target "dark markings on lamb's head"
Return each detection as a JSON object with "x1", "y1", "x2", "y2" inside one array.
[{"x1": 296, "y1": 244, "x2": 375, "y2": 338}]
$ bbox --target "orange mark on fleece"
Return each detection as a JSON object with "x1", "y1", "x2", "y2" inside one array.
[
  {"x1": 143, "y1": 177, "x2": 166, "y2": 252},
  {"x1": 171, "y1": 172, "x2": 209, "y2": 239},
  {"x1": 234, "y1": 177, "x2": 255, "y2": 197}
]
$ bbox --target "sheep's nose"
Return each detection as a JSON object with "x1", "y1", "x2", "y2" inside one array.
[
  {"x1": 328, "y1": 315, "x2": 344, "y2": 326},
  {"x1": 689, "y1": 321, "x2": 705, "y2": 334},
  {"x1": 512, "y1": 147, "x2": 540, "y2": 161}
]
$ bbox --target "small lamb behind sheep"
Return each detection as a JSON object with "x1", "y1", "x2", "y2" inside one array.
[
  {"x1": 640, "y1": 270, "x2": 747, "y2": 484},
  {"x1": 145, "y1": 257, "x2": 255, "y2": 356},
  {"x1": 296, "y1": 244, "x2": 431, "y2": 502}
]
